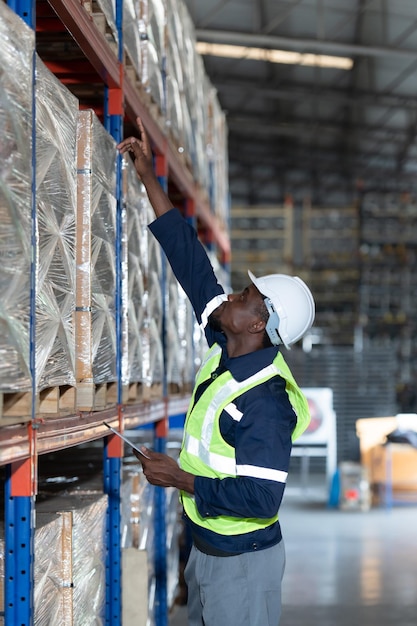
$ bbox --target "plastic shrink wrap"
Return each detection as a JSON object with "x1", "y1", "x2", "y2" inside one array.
[
  {"x1": 35, "y1": 57, "x2": 78, "y2": 395},
  {"x1": 0, "y1": 494, "x2": 107, "y2": 624},
  {"x1": 146, "y1": 212, "x2": 164, "y2": 396},
  {"x1": 34, "y1": 493, "x2": 107, "y2": 626},
  {"x1": 165, "y1": 264, "x2": 195, "y2": 393},
  {"x1": 124, "y1": 0, "x2": 143, "y2": 80},
  {"x1": 207, "y1": 90, "x2": 230, "y2": 229},
  {"x1": 165, "y1": 0, "x2": 185, "y2": 150},
  {"x1": 122, "y1": 456, "x2": 156, "y2": 624},
  {"x1": 122, "y1": 429, "x2": 183, "y2": 623},
  {"x1": 166, "y1": 0, "x2": 195, "y2": 167},
  {"x1": 141, "y1": 0, "x2": 166, "y2": 115},
  {"x1": 123, "y1": 154, "x2": 164, "y2": 400},
  {"x1": 0, "y1": 4, "x2": 34, "y2": 396}
]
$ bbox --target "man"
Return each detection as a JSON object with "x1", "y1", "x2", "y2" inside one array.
[{"x1": 117, "y1": 118, "x2": 315, "y2": 626}]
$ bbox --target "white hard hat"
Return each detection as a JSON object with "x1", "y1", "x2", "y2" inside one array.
[{"x1": 248, "y1": 270, "x2": 315, "y2": 349}]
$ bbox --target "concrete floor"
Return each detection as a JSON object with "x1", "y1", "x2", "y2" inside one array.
[{"x1": 169, "y1": 485, "x2": 417, "y2": 626}]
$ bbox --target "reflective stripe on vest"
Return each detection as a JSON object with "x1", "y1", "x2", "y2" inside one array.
[{"x1": 180, "y1": 344, "x2": 311, "y2": 536}]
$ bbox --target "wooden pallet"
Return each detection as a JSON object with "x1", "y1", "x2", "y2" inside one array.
[
  {"x1": 0, "y1": 385, "x2": 77, "y2": 425},
  {"x1": 82, "y1": 1, "x2": 118, "y2": 56},
  {"x1": 0, "y1": 391, "x2": 33, "y2": 425},
  {"x1": 76, "y1": 381, "x2": 118, "y2": 412},
  {"x1": 168, "y1": 381, "x2": 193, "y2": 397}
]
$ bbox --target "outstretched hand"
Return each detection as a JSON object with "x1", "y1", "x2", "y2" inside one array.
[
  {"x1": 133, "y1": 447, "x2": 195, "y2": 494},
  {"x1": 117, "y1": 116, "x2": 154, "y2": 181}
]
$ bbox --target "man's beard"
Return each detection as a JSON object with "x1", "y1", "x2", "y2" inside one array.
[{"x1": 208, "y1": 311, "x2": 223, "y2": 333}]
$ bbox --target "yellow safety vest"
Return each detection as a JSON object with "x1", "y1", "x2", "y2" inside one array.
[{"x1": 179, "y1": 344, "x2": 311, "y2": 536}]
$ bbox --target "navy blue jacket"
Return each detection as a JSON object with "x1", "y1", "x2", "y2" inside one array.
[{"x1": 149, "y1": 208, "x2": 296, "y2": 554}]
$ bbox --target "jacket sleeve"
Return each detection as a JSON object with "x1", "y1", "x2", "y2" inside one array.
[{"x1": 148, "y1": 209, "x2": 227, "y2": 346}]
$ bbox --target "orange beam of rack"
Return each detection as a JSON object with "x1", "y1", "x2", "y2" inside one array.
[{"x1": 0, "y1": 397, "x2": 191, "y2": 466}]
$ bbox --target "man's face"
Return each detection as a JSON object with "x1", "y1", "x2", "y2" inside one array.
[{"x1": 209, "y1": 284, "x2": 265, "y2": 335}]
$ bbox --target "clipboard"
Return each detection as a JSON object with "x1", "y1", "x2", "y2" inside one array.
[{"x1": 103, "y1": 421, "x2": 150, "y2": 459}]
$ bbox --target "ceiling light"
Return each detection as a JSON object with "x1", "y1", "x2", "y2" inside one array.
[{"x1": 196, "y1": 42, "x2": 353, "y2": 70}]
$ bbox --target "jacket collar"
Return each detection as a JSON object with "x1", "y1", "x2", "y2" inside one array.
[{"x1": 219, "y1": 342, "x2": 280, "y2": 382}]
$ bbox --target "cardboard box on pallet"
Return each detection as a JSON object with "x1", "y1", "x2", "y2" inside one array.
[{"x1": 76, "y1": 110, "x2": 118, "y2": 411}]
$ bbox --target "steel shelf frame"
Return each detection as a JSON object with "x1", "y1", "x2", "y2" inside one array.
[
  {"x1": 4, "y1": 2, "x2": 37, "y2": 624},
  {"x1": 2, "y1": 0, "x2": 201, "y2": 623},
  {"x1": 46, "y1": 0, "x2": 230, "y2": 262}
]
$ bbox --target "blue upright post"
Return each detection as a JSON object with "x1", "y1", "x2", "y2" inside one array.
[
  {"x1": 153, "y1": 159, "x2": 169, "y2": 626},
  {"x1": 4, "y1": 464, "x2": 35, "y2": 626},
  {"x1": 103, "y1": 83, "x2": 123, "y2": 626},
  {"x1": 103, "y1": 446, "x2": 122, "y2": 624},
  {"x1": 6, "y1": 0, "x2": 35, "y2": 27},
  {"x1": 103, "y1": 1, "x2": 124, "y2": 623}
]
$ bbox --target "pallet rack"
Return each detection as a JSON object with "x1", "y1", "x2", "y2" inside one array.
[{"x1": 1, "y1": 1, "x2": 230, "y2": 624}]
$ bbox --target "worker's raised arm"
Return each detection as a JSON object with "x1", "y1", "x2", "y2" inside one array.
[{"x1": 117, "y1": 117, "x2": 173, "y2": 218}]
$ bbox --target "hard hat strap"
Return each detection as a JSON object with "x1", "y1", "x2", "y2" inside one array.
[{"x1": 263, "y1": 297, "x2": 282, "y2": 347}]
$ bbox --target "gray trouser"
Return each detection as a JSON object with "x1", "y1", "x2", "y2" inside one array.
[{"x1": 184, "y1": 541, "x2": 286, "y2": 626}]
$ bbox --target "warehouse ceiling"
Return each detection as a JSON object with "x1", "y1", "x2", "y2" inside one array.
[{"x1": 184, "y1": 0, "x2": 417, "y2": 208}]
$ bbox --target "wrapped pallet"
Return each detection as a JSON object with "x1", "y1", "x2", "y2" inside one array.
[
  {"x1": 146, "y1": 214, "x2": 164, "y2": 398},
  {"x1": 123, "y1": 154, "x2": 165, "y2": 402},
  {"x1": 166, "y1": 0, "x2": 196, "y2": 172},
  {"x1": 165, "y1": 264, "x2": 194, "y2": 394},
  {"x1": 122, "y1": 457, "x2": 155, "y2": 625},
  {"x1": 35, "y1": 57, "x2": 79, "y2": 412},
  {"x1": 207, "y1": 87, "x2": 230, "y2": 230},
  {"x1": 88, "y1": 0, "x2": 118, "y2": 53},
  {"x1": 141, "y1": 0, "x2": 166, "y2": 117},
  {"x1": 35, "y1": 493, "x2": 107, "y2": 624},
  {"x1": 124, "y1": 0, "x2": 143, "y2": 81},
  {"x1": 0, "y1": 493, "x2": 107, "y2": 624},
  {"x1": 122, "y1": 430, "x2": 183, "y2": 624},
  {"x1": 76, "y1": 110, "x2": 118, "y2": 410},
  {"x1": 165, "y1": 0, "x2": 185, "y2": 152},
  {"x1": 0, "y1": 3, "x2": 34, "y2": 419}
]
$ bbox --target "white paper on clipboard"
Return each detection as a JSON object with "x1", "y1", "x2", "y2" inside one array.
[{"x1": 103, "y1": 422, "x2": 150, "y2": 459}]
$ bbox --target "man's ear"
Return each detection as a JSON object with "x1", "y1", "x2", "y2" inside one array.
[{"x1": 248, "y1": 318, "x2": 266, "y2": 335}]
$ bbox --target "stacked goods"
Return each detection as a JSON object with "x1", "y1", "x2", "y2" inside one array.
[
  {"x1": 76, "y1": 110, "x2": 118, "y2": 410},
  {"x1": 35, "y1": 58, "x2": 79, "y2": 409},
  {"x1": 0, "y1": 0, "x2": 229, "y2": 422},
  {"x1": 122, "y1": 456, "x2": 156, "y2": 624},
  {"x1": 0, "y1": 5, "x2": 34, "y2": 417},
  {"x1": 121, "y1": 429, "x2": 183, "y2": 621},
  {"x1": 165, "y1": 0, "x2": 187, "y2": 155},
  {"x1": 207, "y1": 88, "x2": 229, "y2": 229},
  {"x1": 165, "y1": 264, "x2": 195, "y2": 394},
  {"x1": 0, "y1": 493, "x2": 108, "y2": 623},
  {"x1": 301, "y1": 205, "x2": 360, "y2": 346},
  {"x1": 123, "y1": 0, "x2": 143, "y2": 81},
  {"x1": 83, "y1": 0, "x2": 230, "y2": 230},
  {"x1": 165, "y1": 0, "x2": 207, "y2": 187},
  {"x1": 141, "y1": 0, "x2": 166, "y2": 118},
  {"x1": 146, "y1": 218, "x2": 165, "y2": 397},
  {"x1": 87, "y1": 0, "x2": 119, "y2": 53},
  {"x1": 230, "y1": 205, "x2": 294, "y2": 290},
  {"x1": 122, "y1": 155, "x2": 164, "y2": 401},
  {"x1": 35, "y1": 495, "x2": 107, "y2": 624}
]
